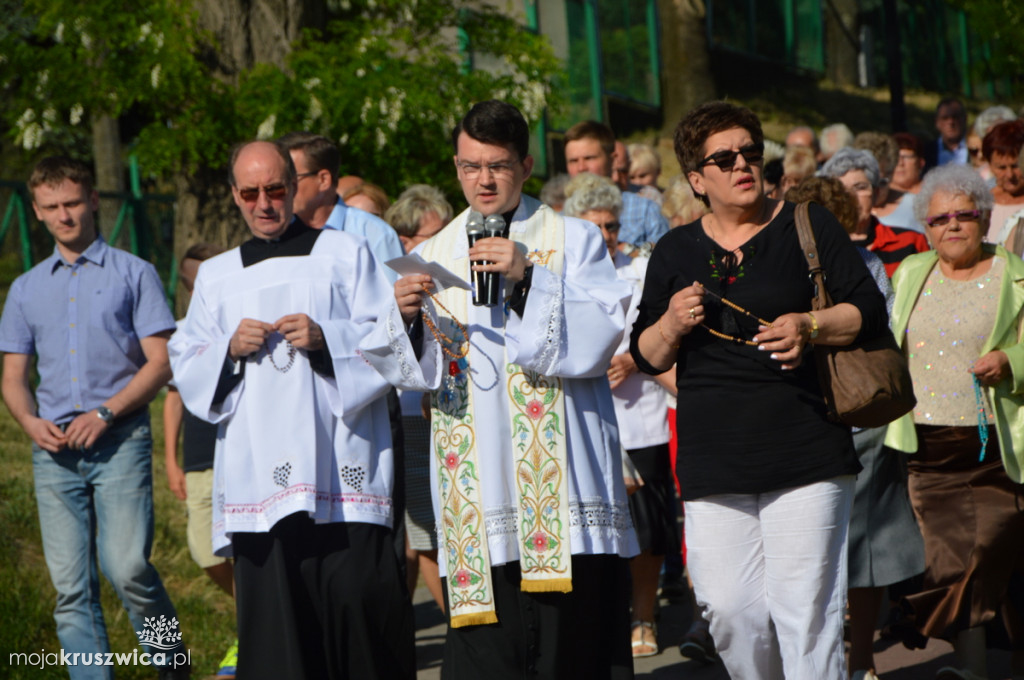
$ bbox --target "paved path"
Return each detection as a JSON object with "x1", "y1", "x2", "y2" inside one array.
[{"x1": 412, "y1": 585, "x2": 1014, "y2": 679}]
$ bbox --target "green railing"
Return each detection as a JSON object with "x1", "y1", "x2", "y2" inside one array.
[
  {"x1": 0, "y1": 180, "x2": 33, "y2": 275},
  {"x1": 0, "y1": 158, "x2": 177, "y2": 306}
]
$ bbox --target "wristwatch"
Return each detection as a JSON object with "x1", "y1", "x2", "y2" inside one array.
[{"x1": 96, "y1": 406, "x2": 115, "y2": 424}]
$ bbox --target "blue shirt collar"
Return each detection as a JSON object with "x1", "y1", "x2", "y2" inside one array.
[
  {"x1": 324, "y1": 196, "x2": 348, "y2": 231},
  {"x1": 48, "y1": 235, "x2": 108, "y2": 273}
]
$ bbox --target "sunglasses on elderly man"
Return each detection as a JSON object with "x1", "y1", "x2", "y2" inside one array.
[
  {"x1": 925, "y1": 209, "x2": 982, "y2": 227},
  {"x1": 697, "y1": 142, "x2": 765, "y2": 171},
  {"x1": 237, "y1": 183, "x2": 289, "y2": 203}
]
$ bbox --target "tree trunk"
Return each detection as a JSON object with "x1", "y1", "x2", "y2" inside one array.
[
  {"x1": 171, "y1": 169, "x2": 249, "y2": 316},
  {"x1": 170, "y1": 0, "x2": 326, "y2": 311},
  {"x1": 657, "y1": 0, "x2": 716, "y2": 129},
  {"x1": 91, "y1": 114, "x2": 124, "y2": 245},
  {"x1": 823, "y1": 0, "x2": 859, "y2": 87},
  {"x1": 194, "y1": 0, "x2": 325, "y2": 83}
]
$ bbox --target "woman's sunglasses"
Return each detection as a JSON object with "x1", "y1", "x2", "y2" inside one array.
[{"x1": 697, "y1": 142, "x2": 765, "y2": 171}]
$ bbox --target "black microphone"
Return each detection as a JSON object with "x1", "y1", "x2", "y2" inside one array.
[
  {"x1": 466, "y1": 211, "x2": 488, "y2": 306},
  {"x1": 481, "y1": 214, "x2": 505, "y2": 307}
]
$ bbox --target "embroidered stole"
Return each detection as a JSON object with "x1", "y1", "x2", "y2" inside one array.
[{"x1": 421, "y1": 204, "x2": 571, "y2": 628}]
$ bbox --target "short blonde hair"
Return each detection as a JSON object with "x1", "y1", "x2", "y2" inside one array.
[
  {"x1": 385, "y1": 184, "x2": 453, "y2": 238},
  {"x1": 661, "y1": 174, "x2": 709, "y2": 227},
  {"x1": 342, "y1": 182, "x2": 390, "y2": 216},
  {"x1": 782, "y1": 146, "x2": 817, "y2": 182},
  {"x1": 627, "y1": 143, "x2": 661, "y2": 176}
]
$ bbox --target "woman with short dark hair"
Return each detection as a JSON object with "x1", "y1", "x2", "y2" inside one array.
[
  {"x1": 630, "y1": 101, "x2": 888, "y2": 678},
  {"x1": 984, "y1": 120, "x2": 1024, "y2": 244}
]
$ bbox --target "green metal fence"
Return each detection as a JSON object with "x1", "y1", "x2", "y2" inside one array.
[{"x1": 0, "y1": 173, "x2": 176, "y2": 306}]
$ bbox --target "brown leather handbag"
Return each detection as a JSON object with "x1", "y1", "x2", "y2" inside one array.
[{"x1": 793, "y1": 202, "x2": 916, "y2": 428}]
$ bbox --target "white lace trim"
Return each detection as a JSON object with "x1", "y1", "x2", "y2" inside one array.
[
  {"x1": 385, "y1": 308, "x2": 418, "y2": 386},
  {"x1": 533, "y1": 279, "x2": 565, "y2": 376},
  {"x1": 482, "y1": 497, "x2": 633, "y2": 541}
]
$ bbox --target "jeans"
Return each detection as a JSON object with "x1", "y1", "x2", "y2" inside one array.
[
  {"x1": 684, "y1": 476, "x2": 854, "y2": 680},
  {"x1": 33, "y1": 411, "x2": 183, "y2": 679}
]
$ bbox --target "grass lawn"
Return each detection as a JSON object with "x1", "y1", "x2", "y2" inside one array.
[{"x1": 0, "y1": 392, "x2": 237, "y2": 679}]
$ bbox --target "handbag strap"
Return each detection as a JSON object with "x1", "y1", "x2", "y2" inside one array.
[{"x1": 793, "y1": 201, "x2": 832, "y2": 311}]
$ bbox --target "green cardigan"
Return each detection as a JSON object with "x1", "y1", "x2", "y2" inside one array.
[{"x1": 884, "y1": 244, "x2": 1024, "y2": 483}]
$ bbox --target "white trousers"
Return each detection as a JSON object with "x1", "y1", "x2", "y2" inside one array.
[{"x1": 684, "y1": 476, "x2": 854, "y2": 680}]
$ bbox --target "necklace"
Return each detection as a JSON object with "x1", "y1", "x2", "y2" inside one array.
[
  {"x1": 698, "y1": 284, "x2": 773, "y2": 346},
  {"x1": 265, "y1": 338, "x2": 297, "y2": 372}
]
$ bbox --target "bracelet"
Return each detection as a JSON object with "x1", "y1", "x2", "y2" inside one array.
[
  {"x1": 805, "y1": 312, "x2": 819, "y2": 340},
  {"x1": 657, "y1": 319, "x2": 680, "y2": 349}
]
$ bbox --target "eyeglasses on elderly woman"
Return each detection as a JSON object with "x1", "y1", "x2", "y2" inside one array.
[
  {"x1": 696, "y1": 142, "x2": 765, "y2": 171},
  {"x1": 925, "y1": 209, "x2": 983, "y2": 228}
]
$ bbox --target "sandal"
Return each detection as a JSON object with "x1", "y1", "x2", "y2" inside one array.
[
  {"x1": 678, "y1": 621, "x2": 717, "y2": 664},
  {"x1": 630, "y1": 620, "x2": 658, "y2": 658}
]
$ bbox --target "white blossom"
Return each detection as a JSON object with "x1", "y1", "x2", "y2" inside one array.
[
  {"x1": 70, "y1": 104, "x2": 84, "y2": 125},
  {"x1": 139, "y1": 22, "x2": 152, "y2": 42},
  {"x1": 42, "y1": 107, "x2": 58, "y2": 124},
  {"x1": 382, "y1": 87, "x2": 405, "y2": 132},
  {"x1": 35, "y1": 70, "x2": 49, "y2": 97},
  {"x1": 355, "y1": 68, "x2": 366, "y2": 78},
  {"x1": 150, "y1": 64, "x2": 161, "y2": 89},
  {"x1": 15, "y1": 110, "x2": 42, "y2": 150},
  {"x1": 256, "y1": 114, "x2": 277, "y2": 140},
  {"x1": 54, "y1": 21, "x2": 65, "y2": 43},
  {"x1": 154, "y1": 32, "x2": 164, "y2": 49},
  {"x1": 16, "y1": 108, "x2": 36, "y2": 127},
  {"x1": 305, "y1": 95, "x2": 323, "y2": 126},
  {"x1": 339, "y1": 133, "x2": 349, "y2": 146},
  {"x1": 81, "y1": 31, "x2": 93, "y2": 50},
  {"x1": 360, "y1": 97, "x2": 374, "y2": 124},
  {"x1": 19, "y1": 122, "x2": 44, "y2": 150},
  {"x1": 303, "y1": 77, "x2": 321, "y2": 90},
  {"x1": 376, "y1": 127, "x2": 387, "y2": 149}
]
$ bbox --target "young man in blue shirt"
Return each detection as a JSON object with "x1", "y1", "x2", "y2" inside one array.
[{"x1": 0, "y1": 156, "x2": 187, "y2": 679}]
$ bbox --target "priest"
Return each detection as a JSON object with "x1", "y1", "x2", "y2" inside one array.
[
  {"x1": 168, "y1": 140, "x2": 414, "y2": 680},
  {"x1": 361, "y1": 101, "x2": 639, "y2": 679}
]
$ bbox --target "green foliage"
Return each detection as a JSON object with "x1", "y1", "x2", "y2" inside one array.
[
  {"x1": 0, "y1": 0, "x2": 222, "y2": 168},
  {"x1": 0, "y1": 397, "x2": 236, "y2": 679},
  {"x1": 238, "y1": 4, "x2": 563, "y2": 199},
  {"x1": 948, "y1": 0, "x2": 1024, "y2": 93},
  {"x1": 1, "y1": 0, "x2": 564, "y2": 203}
]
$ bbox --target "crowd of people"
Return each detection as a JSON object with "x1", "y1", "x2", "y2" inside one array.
[{"x1": 2, "y1": 94, "x2": 1024, "y2": 680}]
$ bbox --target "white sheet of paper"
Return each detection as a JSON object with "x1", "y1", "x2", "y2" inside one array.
[{"x1": 385, "y1": 254, "x2": 472, "y2": 291}]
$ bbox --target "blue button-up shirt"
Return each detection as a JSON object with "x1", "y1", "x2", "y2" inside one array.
[
  {"x1": 619, "y1": 191, "x2": 669, "y2": 248},
  {"x1": 936, "y1": 137, "x2": 968, "y2": 166},
  {"x1": 0, "y1": 237, "x2": 175, "y2": 424},
  {"x1": 323, "y1": 198, "x2": 404, "y2": 282}
]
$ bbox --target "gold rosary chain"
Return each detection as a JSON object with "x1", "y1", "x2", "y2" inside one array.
[
  {"x1": 695, "y1": 281, "x2": 772, "y2": 346},
  {"x1": 698, "y1": 283, "x2": 774, "y2": 328},
  {"x1": 420, "y1": 285, "x2": 470, "y2": 360}
]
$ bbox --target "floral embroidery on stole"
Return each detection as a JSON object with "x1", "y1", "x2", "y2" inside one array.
[{"x1": 422, "y1": 204, "x2": 569, "y2": 628}]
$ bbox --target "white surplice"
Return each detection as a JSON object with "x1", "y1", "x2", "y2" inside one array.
[
  {"x1": 610, "y1": 252, "x2": 670, "y2": 450},
  {"x1": 168, "y1": 230, "x2": 395, "y2": 556},
  {"x1": 361, "y1": 196, "x2": 640, "y2": 573}
]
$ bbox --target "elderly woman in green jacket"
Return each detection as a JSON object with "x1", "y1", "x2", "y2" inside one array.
[{"x1": 885, "y1": 163, "x2": 1024, "y2": 680}]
